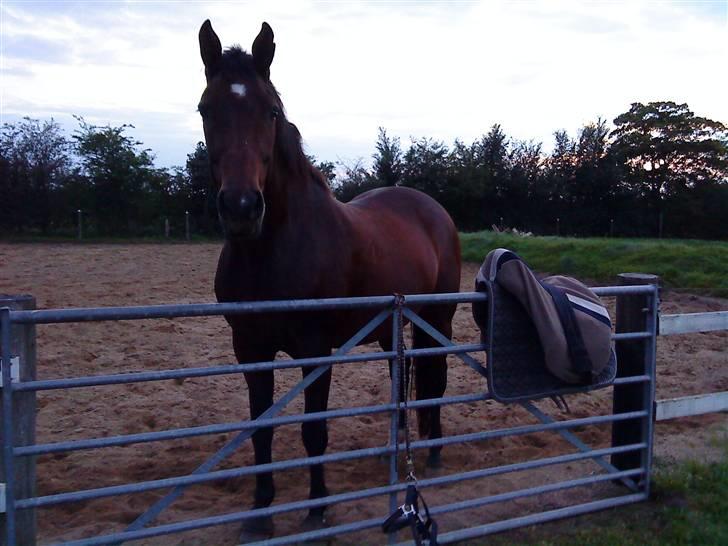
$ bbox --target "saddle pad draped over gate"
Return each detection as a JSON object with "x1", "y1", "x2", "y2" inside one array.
[{"x1": 472, "y1": 249, "x2": 617, "y2": 403}]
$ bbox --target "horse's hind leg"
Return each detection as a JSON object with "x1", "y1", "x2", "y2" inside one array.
[{"x1": 412, "y1": 307, "x2": 453, "y2": 469}]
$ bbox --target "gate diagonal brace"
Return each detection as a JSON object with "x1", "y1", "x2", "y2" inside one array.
[
  {"x1": 402, "y1": 307, "x2": 487, "y2": 378},
  {"x1": 521, "y1": 402, "x2": 639, "y2": 492},
  {"x1": 122, "y1": 306, "x2": 393, "y2": 540}
]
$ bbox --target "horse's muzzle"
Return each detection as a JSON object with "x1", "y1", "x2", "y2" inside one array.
[{"x1": 217, "y1": 189, "x2": 265, "y2": 239}]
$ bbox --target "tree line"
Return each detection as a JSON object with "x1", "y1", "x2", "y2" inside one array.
[{"x1": 1, "y1": 101, "x2": 726, "y2": 240}]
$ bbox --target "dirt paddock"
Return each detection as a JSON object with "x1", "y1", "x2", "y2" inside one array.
[{"x1": 1, "y1": 242, "x2": 726, "y2": 545}]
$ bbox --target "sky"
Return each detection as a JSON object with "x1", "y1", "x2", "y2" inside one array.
[{"x1": 1, "y1": 0, "x2": 726, "y2": 169}]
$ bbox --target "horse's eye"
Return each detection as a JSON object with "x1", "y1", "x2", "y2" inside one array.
[{"x1": 271, "y1": 107, "x2": 280, "y2": 120}]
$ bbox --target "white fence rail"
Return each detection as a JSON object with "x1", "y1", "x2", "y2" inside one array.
[
  {"x1": 655, "y1": 310, "x2": 728, "y2": 421},
  {"x1": 660, "y1": 311, "x2": 728, "y2": 335}
]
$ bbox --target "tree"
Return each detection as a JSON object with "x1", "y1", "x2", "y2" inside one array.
[
  {"x1": 185, "y1": 142, "x2": 217, "y2": 234},
  {"x1": 331, "y1": 159, "x2": 379, "y2": 202},
  {"x1": 401, "y1": 137, "x2": 450, "y2": 200},
  {"x1": 306, "y1": 154, "x2": 337, "y2": 186},
  {"x1": 508, "y1": 139, "x2": 543, "y2": 230},
  {"x1": 372, "y1": 127, "x2": 403, "y2": 187},
  {"x1": 73, "y1": 117, "x2": 161, "y2": 235},
  {"x1": 609, "y1": 101, "x2": 728, "y2": 237},
  {"x1": 0, "y1": 117, "x2": 75, "y2": 233},
  {"x1": 571, "y1": 118, "x2": 616, "y2": 235}
]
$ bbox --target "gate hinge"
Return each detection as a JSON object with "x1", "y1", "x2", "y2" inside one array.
[{"x1": 0, "y1": 356, "x2": 20, "y2": 386}]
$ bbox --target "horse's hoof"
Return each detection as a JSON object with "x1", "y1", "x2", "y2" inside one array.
[
  {"x1": 238, "y1": 515, "x2": 274, "y2": 543},
  {"x1": 426, "y1": 451, "x2": 443, "y2": 470}
]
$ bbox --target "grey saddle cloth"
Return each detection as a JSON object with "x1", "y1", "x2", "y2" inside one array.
[{"x1": 476, "y1": 280, "x2": 617, "y2": 403}]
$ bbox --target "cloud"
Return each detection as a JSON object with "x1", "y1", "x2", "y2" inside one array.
[{"x1": 1, "y1": 0, "x2": 725, "y2": 168}]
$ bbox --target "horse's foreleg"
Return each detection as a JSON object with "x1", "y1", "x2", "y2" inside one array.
[
  {"x1": 234, "y1": 335, "x2": 277, "y2": 542},
  {"x1": 244, "y1": 369, "x2": 276, "y2": 508},
  {"x1": 300, "y1": 364, "x2": 333, "y2": 529}
]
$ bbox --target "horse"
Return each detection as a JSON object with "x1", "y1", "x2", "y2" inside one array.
[{"x1": 198, "y1": 19, "x2": 462, "y2": 540}]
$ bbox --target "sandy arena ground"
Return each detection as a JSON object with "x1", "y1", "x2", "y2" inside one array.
[{"x1": 1, "y1": 242, "x2": 726, "y2": 545}]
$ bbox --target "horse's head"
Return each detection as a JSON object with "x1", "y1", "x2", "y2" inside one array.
[{"x1": 198, "y1": 20, "x2": 281, "y2": 240}]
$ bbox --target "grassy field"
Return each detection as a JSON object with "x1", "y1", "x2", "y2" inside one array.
[
  {"x1": 483, "y1": 454, "x2": 728, "y2": 546},
  {"x1": 460, "y1": 231, "x2": 728, "y2": 297}
]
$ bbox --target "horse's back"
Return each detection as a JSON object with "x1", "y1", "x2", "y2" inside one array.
[{"x1": 343, "y1": 186, "x2": 461, "y2": 295}]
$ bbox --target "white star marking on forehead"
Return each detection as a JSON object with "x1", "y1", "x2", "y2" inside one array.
[{"x1": 230, "y1": 83, "x2": 247, "y2": 97}]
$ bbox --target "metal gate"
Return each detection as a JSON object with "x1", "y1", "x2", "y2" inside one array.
[{"x1": 1, "y1": 282, "x2": 658, "y2": 545}]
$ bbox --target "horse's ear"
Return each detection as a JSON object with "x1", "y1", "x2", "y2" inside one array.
[
  {"x1": 199, "y1": 19, "x2": 222, "y2": 77},
  {"x1": 252, "y1": 22, "x2": 275, "y2": 79}
]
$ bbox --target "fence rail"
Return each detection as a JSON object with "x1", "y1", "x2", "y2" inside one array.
[{"x1": 655, "y1": 309, "x2": 728, "y2": 421}]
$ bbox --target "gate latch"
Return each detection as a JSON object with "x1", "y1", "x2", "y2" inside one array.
[{"x1": 0, "y1": 356, "x2": 20, "y2": 386}]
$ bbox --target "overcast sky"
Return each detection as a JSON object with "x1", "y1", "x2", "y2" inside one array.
[{"x1": 1, "y1": 0, "x2": 726, "y2": 169}]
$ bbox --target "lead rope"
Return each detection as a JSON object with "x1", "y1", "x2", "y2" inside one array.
[
  {"x1": 381, "y1": 294, "x2": 438, "y2": 546},
  {"x1": 395, "y1": 293, "x2": 416, "y2": 483}
]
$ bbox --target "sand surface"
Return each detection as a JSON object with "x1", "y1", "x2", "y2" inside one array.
[{"x1": 1, "y1": 243, "x2": 725, "y2": 545}]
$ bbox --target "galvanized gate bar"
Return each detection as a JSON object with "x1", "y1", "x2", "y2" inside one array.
[
  {"x1": 16, "y1": 392, "x2": 492, "y2": 458},
  {"x1": 47, "y1": 442, "x2": 647, "y2": 546},
  {"x1": 8, "y1": 285, "x2": 655, "y2": 326},
  {"x1": 17, "y1": 411, "x2": 646, "y2": 510},
  {"x1": 1, "y1": 309, "x2": 17, "y2": 546},
  {"x1": 388, "y1": 300, "x2": 402, "y2": 543},
  {"x1": 427, "y1": 468, "x2": 644, "y2": 518},
  {"x1": 13, "y1": 343, "x2": 486, "y2": 393},
  {"x1": 613, "y1": 375, "x2": 650, "y2": 385},
  {"x1": 9, "y1": 292, "x2": 488, "y2": 325},
  {"x1": 123, "y1": 306, "x2": 393, "y2": 535},
  {"x1": 641, "y1": 288, "x2": 659, "y2": 497},
  {"x1": 520, "y1": 402, "x2": 639, "y2": 492},
  {"x1": 417, "y1": 494, "x2": 648, "y2": 545}
]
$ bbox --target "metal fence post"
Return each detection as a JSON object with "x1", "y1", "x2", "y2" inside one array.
[
  {"x1": 610, "y1": 274, "x2": 659, "y2": 491},
  {"x1": 0, "y1": 295, "x2": 37, "y2": 546}
]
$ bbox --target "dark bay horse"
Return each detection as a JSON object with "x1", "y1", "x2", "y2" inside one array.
[{"x1": 198, "y1": 20, "x2": 461, "y2": 539}]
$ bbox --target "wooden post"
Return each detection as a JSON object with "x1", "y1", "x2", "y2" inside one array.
[
  {"x1": 610, "y1": 274, "x2": 658, "y2": 475},
  {"x1": 0, "y1": 295, "x2": 36, "y2": 546},
  {"x1": 77, "y1": 209, "x2": 82, "y2": 241},
  {"x1": 164, "y1": 218, "x2": 170, "y2": 238},
  {"x1": 185, "y1": 211, "x2": 190, "y2": 241}
]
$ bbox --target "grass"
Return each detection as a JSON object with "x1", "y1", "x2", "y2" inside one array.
[
  {"x1": 479, "y1": 454, "x2": 728, "y2": 546},
  {"x1": 460, "y1": 231, "x2": 728, "y2": 297}
]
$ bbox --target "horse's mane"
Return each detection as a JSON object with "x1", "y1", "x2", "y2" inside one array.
[{"x1": 219, "y1": 47, "x2": 330, "y2": 193}]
